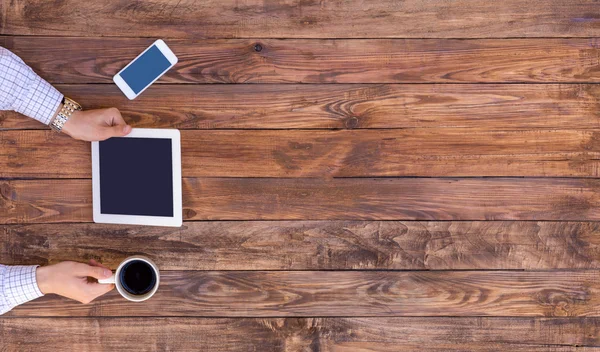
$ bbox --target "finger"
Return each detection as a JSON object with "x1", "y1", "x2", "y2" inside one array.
[
  {"x1": 112, "y1": 124, "x2": 132, "y2": 136},
  {"x1": 105, "y1": 107, "x2": 125, "y2": 126},
  {"x1": 98, "y1": 108, "x2": 125, "y2": 126},
  {"x1": 74, "y1": 263, "x2": 113, "y2": 279},
  {"x1": 88, "y1": 282, "x2": 116, "y2": 299},
  {"x1": 103, "y1": 108, "x2": 131, "y2": 138},
  {"x1": 79, "y1": 283, "x2": 115, "y2": 304}
]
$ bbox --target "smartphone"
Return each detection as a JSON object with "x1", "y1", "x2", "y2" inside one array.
[{"x1": 113, "y1": 39, "x2": 178, "y2": 100}]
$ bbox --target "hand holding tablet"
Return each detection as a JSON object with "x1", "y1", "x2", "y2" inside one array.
[{"x1": 92, "y1": 128, "x2": 183, "y2": 227}]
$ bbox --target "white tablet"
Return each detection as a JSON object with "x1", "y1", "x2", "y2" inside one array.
[{"x1": 92, "y1": 128, "x2": 182, "y2": 227}]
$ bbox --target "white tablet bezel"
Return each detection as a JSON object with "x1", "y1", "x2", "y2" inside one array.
[
  {"x1": 92, "y1": 128, "x2": 183, "y2": 227},
  {"x1": 113, "y1": 39, "x2": 178, "y2": 100}
]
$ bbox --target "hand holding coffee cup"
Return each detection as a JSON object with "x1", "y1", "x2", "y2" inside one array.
[{"x1": 98, "y1": 256, "x2": 160, "y2": 302}]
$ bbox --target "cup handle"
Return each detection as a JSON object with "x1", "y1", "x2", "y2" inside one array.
[{"x1": 98, "y1": 273, "x2": 116, "y2": 284}]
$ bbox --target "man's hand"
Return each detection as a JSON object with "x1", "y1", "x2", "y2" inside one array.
[
  {"x1": 61, "y1": 107, "x2": 132, "y2": 141},
  {"x1": 36, "y1": 260, "x2": 115, "y2": 304}
]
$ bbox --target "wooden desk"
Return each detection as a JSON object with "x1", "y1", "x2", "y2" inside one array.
[{"x1": 2, "y1": 1, "x2": 600, "y2": 350}]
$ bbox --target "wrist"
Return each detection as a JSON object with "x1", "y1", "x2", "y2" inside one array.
[
  {"x1": 49, "y1": 97, "x2": 82, "y2": 133},
  {"x1": 61, "y1": 110, "x2": 80, "y2": 136},
  {"x1": 35, "y1": 266, "x2": 54, "y2": 295}
]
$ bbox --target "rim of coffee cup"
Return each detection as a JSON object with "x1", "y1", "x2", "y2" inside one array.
[{"x1": 114, "y1": 256, "x2": 160, "y2": 302}]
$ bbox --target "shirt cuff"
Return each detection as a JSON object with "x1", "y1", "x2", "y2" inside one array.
[
  {"x1": 13, "y1": 75, "x2": 63, "y2": 126},
  {"x1": 3, "y1": 265, "x2": 44, "y2": 310}
]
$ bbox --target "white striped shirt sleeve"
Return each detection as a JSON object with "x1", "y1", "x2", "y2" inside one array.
[
  {"x1": 0, "y1": 46, "x2": 63, "y2": 125},
  {"x1": 0, "y1": 265, "x2": 44, "y2": 315}
]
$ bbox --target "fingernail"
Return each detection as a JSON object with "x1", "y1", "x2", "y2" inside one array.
[
  {"x1": 104, "y1": 269, "x2": 111, "y2": 277},
  {"x1": 123, "y1": 125, "x2": 131, "y2": 134}
]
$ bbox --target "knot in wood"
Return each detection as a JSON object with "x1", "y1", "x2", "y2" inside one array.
[{"x1": 345, "y1": 116, "x2": 359, "y2": 129}]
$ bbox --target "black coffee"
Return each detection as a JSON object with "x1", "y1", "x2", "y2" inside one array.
[{"x1": 120, "y1": 260, "x2": 157, "y2": 295}]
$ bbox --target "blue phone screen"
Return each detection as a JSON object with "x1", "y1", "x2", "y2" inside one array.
[{"x1": 120, "y1": 45, "x2": 172, "y2": 94}]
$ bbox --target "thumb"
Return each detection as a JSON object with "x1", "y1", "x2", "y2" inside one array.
[
  {"x1": 99, "y1": 124, "x2": 131, "y2": 140},
  {"x1": 99, "y1": 107, "x2": 131, "y2": 139},
  {"x1": 107, "y1": 124, "x2": 132, "y2": 138},
  {"x1": 78, "y1": 264, "x2": 113, "y2": 280}
]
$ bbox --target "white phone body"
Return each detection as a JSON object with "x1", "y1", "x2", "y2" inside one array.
[
  {"x1": 92, "y1": 128, "x2": 183, "y2": 227},
  {"x1": 113, "y1": 39, "x2": 178, "y2": 100}
]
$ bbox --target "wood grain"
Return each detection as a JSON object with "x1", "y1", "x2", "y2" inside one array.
[
  {"x1": 4, "y1": 0, "x2": 600, "y2": 349},
  {"x1": 4, "y1": 178, "x2": 600, "y2": 223},
  {"x1": 184, "y1": 178, "x2": 600, "y2": 221},
  {"x1": 4, "y1": 37, "x2": 600, "y2": 84},
  {"x1": 1, "y1": 317, "x2": 599, "y2": 351},
  {"x1": 6, "y1": 270, "x2": 600, "y2": 317},
  {"x1": 4, "y1": 128, "x2": 600, "y2": 178},
  {"x1": 0, "y1": 180, "x2": 92, "y2": 224},
  {"x1": 3, "y1": 1, "x2": 600, "y2": 38},
  {"x1": 3, "y1": 221, "x2": 600, "y2": 270},
  {"x1": 4, "y1": 84, "x2": 600, "y2": 131}
]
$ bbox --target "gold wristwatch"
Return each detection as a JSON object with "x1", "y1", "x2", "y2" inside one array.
[{"x1": 50, "y1": 97, "x2": 82, "y2": 132}]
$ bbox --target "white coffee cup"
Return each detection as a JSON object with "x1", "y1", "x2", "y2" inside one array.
[{"x1": 98, "y1": 256, "x2": 160, "y2": 302}]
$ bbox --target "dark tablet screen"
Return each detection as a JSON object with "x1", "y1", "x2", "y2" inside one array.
[{"x1": 99, "y1": 137, "x2": 174, "y2": 217}]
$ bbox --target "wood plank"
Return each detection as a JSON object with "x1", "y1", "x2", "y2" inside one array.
[
  {"x1": 4, "y1": 84, "x2": 600, "y2": 131},
  {"x1": 181, "y1": 178, "x2": 600, "y2": 221},
  {"x1": 4, "y1": 129, "x2": 600, "y2": 178},
  {"x1": 3, "y1": 37, "x2": 600, "y2": 84},
  {"x1": 6, "y1": 270, "x2": 600, "y2": 317},
  {"x1": 0, "y1": 318, "x2": 284, "y2": 352},
  {"x1": 1, "y1": 317, "x2": 599, "y2": 351},
  {"x1": 3, "y1": 1, "x2": 600, "y2": 38},
  {"x1": 3, "y1": 178, "x2": 600, "y2": 224},
  {"x1": 0, "y1": 180, "x2": 91, "y2": 224},
  {"x1": 3, "y1": 221, "x2": 600, "y2": 270}
]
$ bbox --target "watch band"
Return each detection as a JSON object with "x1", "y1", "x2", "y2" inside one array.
[{"x1": 50, "y1": 97, "x2": 82, "y2": 132}]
